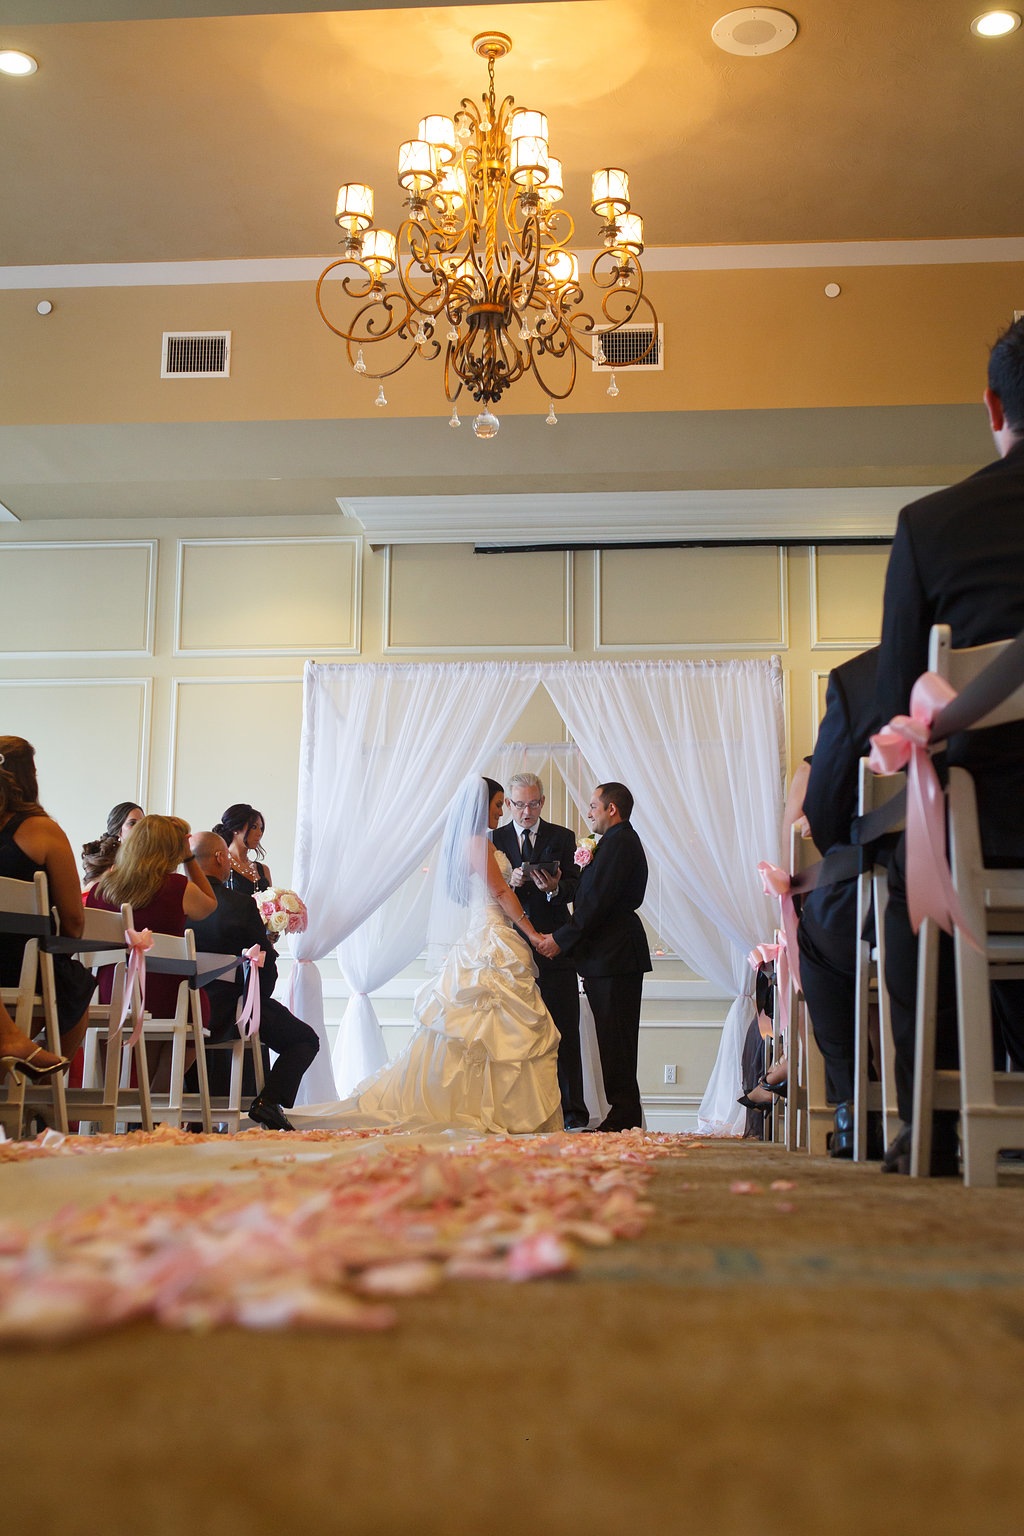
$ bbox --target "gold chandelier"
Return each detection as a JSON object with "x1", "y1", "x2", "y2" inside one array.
[{"x1": 316, "y1": 31, "x2": 657, "y2": 438}]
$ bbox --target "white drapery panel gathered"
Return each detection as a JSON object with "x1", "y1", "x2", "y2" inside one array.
[
  {"x1": 542, "y1": 661, "x2": 784, "y2": 1135},
  {"x1": 289, "y1": 661, "x2": 540, "y2": 1104}
]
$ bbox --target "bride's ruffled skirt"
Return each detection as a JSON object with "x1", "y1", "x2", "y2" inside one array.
[{"x1": 292, "y1": 909, "x2": 563, "y2": 1134}]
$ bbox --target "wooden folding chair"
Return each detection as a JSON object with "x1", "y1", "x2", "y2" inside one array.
[
  {"x1": 0, "y1": 872, "x2": 68, "y2": 1137},
  {"x1": 110, "y1": 927, "x2": 212, "y2": 1133},
  {"x1": 911, "y1": 623, "x2": 1024, "y2": 1185},
  {"x1": 77, "y1": 903, "x2": 154, "y2": 1135},
  {"x1": 851, "y1": 759, "x2": 902, "y2": 1160}
]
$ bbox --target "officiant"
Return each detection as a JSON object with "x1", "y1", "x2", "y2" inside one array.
[{"x1": 493, "y1": 772, "x2": 590, "y2": 1130}]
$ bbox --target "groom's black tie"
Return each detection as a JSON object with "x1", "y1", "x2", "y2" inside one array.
[{"x1": 520, "y1": 830, "x2": 533, "y2": 865}]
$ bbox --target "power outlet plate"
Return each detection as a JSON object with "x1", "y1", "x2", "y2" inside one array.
[{"x1": 663, "y1": 1064, "x2": 677, "y2": 1085}]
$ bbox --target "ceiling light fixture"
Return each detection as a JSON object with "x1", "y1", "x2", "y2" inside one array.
[
  {"x1": 316, "y1": 32, "x2": 656, "y2": 439},
  {"x1": 970, "y1": 10, "x2": 1021, "y2": 35},
  {"x1": 0, "y1": 49, "x2": 38, "y2": 76}
]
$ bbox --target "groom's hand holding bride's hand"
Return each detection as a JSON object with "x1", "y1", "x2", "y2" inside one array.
[{"x1": 533, "y1": 933, "x2": 560, "y2": 960}]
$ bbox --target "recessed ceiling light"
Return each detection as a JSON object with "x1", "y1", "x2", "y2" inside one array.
[
  {"x1": 970, "y1": 10, "x2": 1021, "y2": 36},
  {"x1": 0, "y1": 49, "x2": 37, "y2": 76},
  {"x1": 712, "y1": 8, "x2": 798, "y2": 57}
]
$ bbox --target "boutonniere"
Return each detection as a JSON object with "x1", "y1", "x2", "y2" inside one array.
[{"x1": 574, "y1": 835, "x2": 599, "y2": 868}]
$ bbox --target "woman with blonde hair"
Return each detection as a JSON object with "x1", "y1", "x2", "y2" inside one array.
[
  {"x1": 0, "y1": 735, "x2": 91, "y2": 1072},
  {"x1": 85, "y1": 814, "x2": 216, "y2": 1021}
]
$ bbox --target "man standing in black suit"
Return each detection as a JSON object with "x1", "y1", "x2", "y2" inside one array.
[
  {"x1": 876, "y1": 314, "x2": 1024, "y2": 1171},
  {"x1": 492, "y1": 772, "x2": 589, "y2": 1129},
  {"x1": 187, "y1": 831, "x2": 320, "y2": 1131},
  {"x1": 536, "y1": 782, "x2": 651, "y2": 1132}
]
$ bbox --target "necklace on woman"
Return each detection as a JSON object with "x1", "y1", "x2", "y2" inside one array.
[{"x1": 230, "y1": 854, "x2": 257, "y2": 882}]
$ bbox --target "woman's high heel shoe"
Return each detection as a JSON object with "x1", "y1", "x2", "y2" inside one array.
[{"x1": 0, "y1": 1047, "x2": 69, "y2": 1083}]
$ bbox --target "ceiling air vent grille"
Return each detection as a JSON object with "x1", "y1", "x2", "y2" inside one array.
[
  {"x1": 592, "y1": 323, "x2": 663, "y2": 372},
  {"x1": 161, "y1": 331, "x2": 231, "y2": 378}
]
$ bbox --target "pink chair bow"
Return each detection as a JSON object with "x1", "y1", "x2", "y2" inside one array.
[
  {"x1": 235, "y1": 944, "x2": 264, "y2": 1039},
  {"x1": 868, "y1": 671, "x2": 980, "y2": 948},
  {"x1": 121, "y1": 926, "x2": 153, "y2": 1047},
  {"x1": 756, "y1": 862, "x2": 803, "y2": 1000}
]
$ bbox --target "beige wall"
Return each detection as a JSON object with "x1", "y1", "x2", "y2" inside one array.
[{"x1": 0, "y1": 516, "x2": 889, "y2": 1126}]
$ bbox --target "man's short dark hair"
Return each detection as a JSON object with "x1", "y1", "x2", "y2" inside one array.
[
  {"x1": 988, "y1": 315, "x2": 1024, "y2": 434},
  {"x1": 596, "y1": 781, "x2": 634, "y2": 821}
]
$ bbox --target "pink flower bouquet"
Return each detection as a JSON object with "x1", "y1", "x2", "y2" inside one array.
[{"x1": 254, "y1": 886, "x2": 308, "y2": 936}]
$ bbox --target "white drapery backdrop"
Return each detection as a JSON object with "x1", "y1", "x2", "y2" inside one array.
[
  {"x1": 542, "y1": 661, "x2": 784, "y2": 1135},
  {"x1": 289, "y1": 661, "x2": 540, "y2": 1103},
  {"x1": 290, "y1": 659, "x2": 783, "y2": 1124}
]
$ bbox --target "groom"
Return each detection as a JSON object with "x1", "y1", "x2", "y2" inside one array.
[
  {"x1": 535, "y1": 783, "x2": 651, "y2": 1132},
  {"x1": 493, "y1": 772, "x2": 590, "y2": 1130}
]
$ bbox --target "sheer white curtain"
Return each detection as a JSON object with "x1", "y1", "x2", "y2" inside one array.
[
  {"x1": 331, "y1": 861, "x2": 434, "y2": 1097},
  {"x1": 542, "y1": 659, "x2": 784, "y2": 1135},
  {"x1": 290, "y1": 660, "x2": 541, "y2": 1104}
]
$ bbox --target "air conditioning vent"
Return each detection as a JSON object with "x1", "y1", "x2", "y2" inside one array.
[
  {"x1": 161, "y1": 331, "x2": 231, "y2": 378},
  {"x1": 591, "y1": 323, "x2": 663, "y2": 371}
]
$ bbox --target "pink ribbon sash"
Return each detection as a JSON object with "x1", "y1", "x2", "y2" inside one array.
[
  {"x1": 235, "y1": 944, "x2": 264, "y2": 1039},
  {"x1": 756, "y1": 861, "x2": 803, "y2": 1001},
  {"x1": 748, "y1": 939, "x2": 783, "y2": 1039},
  {"x1": 121, "y1": 927, "x2": 153, "y2": 1048},
  {"x1": 868, "y1": 671, "x2": 980, "y2": 948}
]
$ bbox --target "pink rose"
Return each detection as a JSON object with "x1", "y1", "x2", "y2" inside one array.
[{"x1": 574, "y1": 846, "x2": 593, "y2": 868}]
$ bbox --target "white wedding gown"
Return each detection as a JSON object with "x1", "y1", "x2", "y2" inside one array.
[{"x1": 292, "y1": 849, "x2": 564, "y2": 1134}]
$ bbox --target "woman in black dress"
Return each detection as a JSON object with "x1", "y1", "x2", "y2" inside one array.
[{"x1": 213, "y1": 802, "x2": 273, "y2": 895}]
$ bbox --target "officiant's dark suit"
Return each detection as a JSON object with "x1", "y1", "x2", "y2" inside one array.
[
  {"x1": 493, "y1": 811, "x2": 589, "y2": 1128},
  {"x1": 189, "y1": 872, "x2": 319, "y2": 1110},
  {"x1": 877, "y1": 332, "x2": 1024, "y2": 1127},
  {"x1": 550, "y1": 784, "x2": 651, "y2": 1131}
]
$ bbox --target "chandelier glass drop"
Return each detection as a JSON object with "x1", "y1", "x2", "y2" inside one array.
[{"x1": 316, "y1": 31, "x2": 657, "y2": 439}]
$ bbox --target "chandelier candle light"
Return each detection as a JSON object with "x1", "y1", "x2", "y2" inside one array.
[{"x1": 316, "y1": 32, "x2": 656, "y2": 439}]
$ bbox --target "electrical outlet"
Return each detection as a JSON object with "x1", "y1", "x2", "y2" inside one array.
[{"x1": 663, "y1": 1064, "x2": 677, "y2": 1085}]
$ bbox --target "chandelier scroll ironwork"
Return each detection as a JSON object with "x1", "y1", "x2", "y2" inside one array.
[{"x1": 315, "y1": 31, "x2": 657, "y2": 438}]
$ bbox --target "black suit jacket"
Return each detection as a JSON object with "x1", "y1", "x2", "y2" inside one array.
[
  {"x1": 492, "y1": 818, "x2": 579, "y2": 972},
  {"x1": 188, "y1": 878, "x2": 276, "y2": 1037},
  {"x1": 876, "y1": 439, "x2": 1024, "y2": 854},
  {"x1": 552, "y1": 820, "x2": 652, "y2": 977},
  {"x1": 802, "y1": 646, "x2": 881, "y2": 937}
]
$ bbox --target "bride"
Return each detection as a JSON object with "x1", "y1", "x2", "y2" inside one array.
[{"x1": 291, "y1": 776, "x2": 564, "y2": 1134}]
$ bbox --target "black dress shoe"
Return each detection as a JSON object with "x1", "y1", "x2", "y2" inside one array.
[
  {"x1": 882, "y1": 1117, "x2": 959, "y2": 1177},
  {"x1": 248, "y1": 1095, "x2": 295, "y2": 1132},
  {"x1": 563, "y1": 1120, "x2": 590, "y2": 1132},
  {"x1": 829, "y1": 1101, "x2": 855, "y2": 1159}
]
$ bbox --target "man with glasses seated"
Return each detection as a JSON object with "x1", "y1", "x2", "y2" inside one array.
[{"x1": 493, "y1": 772, "x2": 590, "y2": 1130}]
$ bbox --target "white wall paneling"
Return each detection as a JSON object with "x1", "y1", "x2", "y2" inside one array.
[{"x1": 0, "y1": 541, "x2": 156, "y2": 657}]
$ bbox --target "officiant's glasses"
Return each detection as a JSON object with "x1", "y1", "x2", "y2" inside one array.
[{"x1": 509, "y1": 798, "x2": 543, "y2": 810}]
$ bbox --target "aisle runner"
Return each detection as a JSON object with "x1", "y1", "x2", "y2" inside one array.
[{"x1": 0, "y1": 1127, "x2": 691, "y2": 1345}]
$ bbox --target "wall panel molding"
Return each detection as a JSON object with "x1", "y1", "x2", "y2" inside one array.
[
  {"x1": 594, "y1": 546, "x2": 788, "y2": 652},
  {"x1": 0, "y1": 540, "x2": 156, "y2": 658},
  {"x1": 382, "y1": 546, "x2": 574, "y2": 654},
  {"x1": 174, "y1": 536, "x2": 362, "y2": 656}
]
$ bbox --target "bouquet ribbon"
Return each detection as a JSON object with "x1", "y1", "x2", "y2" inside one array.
[
  {"x1": 235, "y1": 944, "x2": 264, "y2": 1038},
  {"x1": 121, "y1": 927, "x2": 153, "y2": 1047},
  {"x1": 868, "y1": 670, "x2": 980, "y2": 948}
]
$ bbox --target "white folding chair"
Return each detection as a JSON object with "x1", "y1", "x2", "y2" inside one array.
[
  {"x1": 111, "y1": 927, "x2": 212, "y2": 1132},
  {"x1": 77, "y1": 903, "x2": 154, "y2": 1135},
  {"x1": 851, "y1": 760, "x2": 902, "y2": 1160},
  {"x1": 197, "y1": 950, "x2": 267, "y2": 1132},
  {"x1": 0, "y1": 872, "x2": 68, "y2": 1137},
  {"x1": 911, "y1": 623, "x2": 1024, "y2": 1185},
  {"x1": 782, "y1": 825, "x2": 832, "y2": 1154}
]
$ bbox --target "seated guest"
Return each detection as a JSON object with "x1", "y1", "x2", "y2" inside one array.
[
  {"x1": 86, "y1": 815, "x2": 217, "y2": 1029},
  {"x1": 877, "y1": 314, "x2": 1024, "y2": 1174},
  {"x1": 213, "y1": 803, "x2": 272, "y2": 894},
  {"x1": 796, "y1": 647, "x2": 883, "y2": 1158},
  {"x1": 186, "y1": 831, "x2": 319, "y2": 1131},
  {"x1": 81, "y1": 801, "x2": 144, "y2": 893},
  {"x1": 0, "y1": 736, "x2": 95, "y2": 1062}
]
